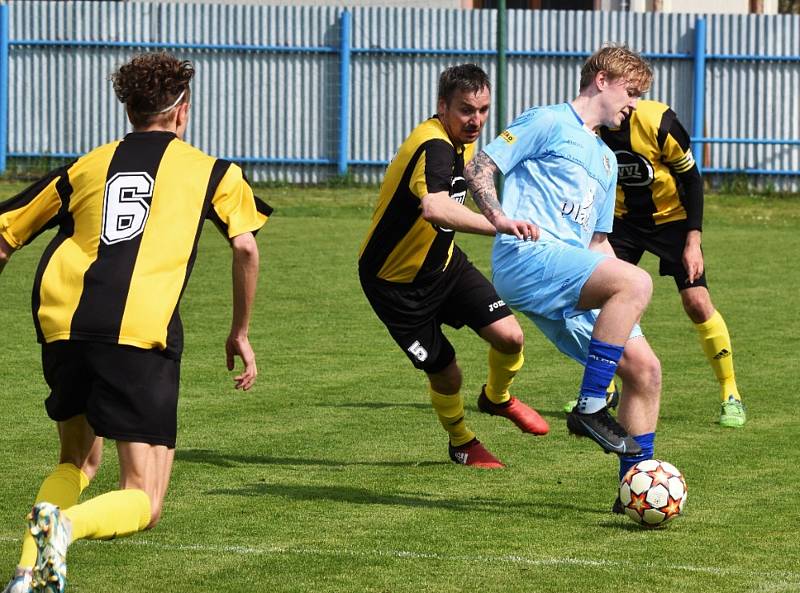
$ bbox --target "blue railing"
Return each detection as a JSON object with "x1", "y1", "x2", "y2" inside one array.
[{"x1": 0, "y1": 7, "x2": 796, "y2": 178}]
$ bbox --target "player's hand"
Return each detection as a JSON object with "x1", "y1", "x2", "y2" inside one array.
[
  {"x1": 494, "y1": 215, "x2": 540, "y2": 241},
  {"x1": 225, "y1": 333, "x2": 257, "y2": 391},
  {"x1": 682, "y1": 242, "x2": 704, "y2": 284}
]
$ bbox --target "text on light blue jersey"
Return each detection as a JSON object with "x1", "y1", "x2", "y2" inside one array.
[{"x1": 484, "y1": 103, "x2": 618, "y2": 249}]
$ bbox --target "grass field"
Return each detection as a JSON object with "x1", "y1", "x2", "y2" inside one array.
[{"x1": 1, "y1": 183, "x2": 799, "y2": 593}]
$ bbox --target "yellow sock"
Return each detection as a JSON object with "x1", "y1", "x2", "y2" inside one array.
[
  {"x1": 64, "y1": 489, "x2": 151, "y2": 541},
  {"x1": 429, "y1": 387, "x2": 475, "y2": 447},
  {"x1": 485, "y1": 347, "x2": 524, "y2": 404},
  {"x1": 18, "y1": 463, "x2": 90, "y2": 569},
  {"x1": 694, "y1": 309, "x2": 741, "y2": 402}
]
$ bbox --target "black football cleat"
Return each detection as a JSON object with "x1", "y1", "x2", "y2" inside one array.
[{"x1": 566, "y1": 407, "x2": 642, "y2": 456}]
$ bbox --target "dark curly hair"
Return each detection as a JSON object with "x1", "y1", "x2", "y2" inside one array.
[{"x1": 111, "y1": 52, "x2": 195, "y2": 127}]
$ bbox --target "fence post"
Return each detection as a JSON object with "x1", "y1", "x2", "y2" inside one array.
[
  {"x1": 337, "y1": 9, "x2": 351, "y2": 177},
  {"x1": 496, "y1": 0, "x2": 507, "y2": 198},
  {"x1": 692, "y1": 17, "x2": 706, "y2": 172},
  {"x1": 0, "y1": 2, "x2": 9, "y2": 174}
]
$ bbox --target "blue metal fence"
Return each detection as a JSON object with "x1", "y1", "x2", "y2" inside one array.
[{"x1": 0, "y1": 4, "x2": 797, "y2": 181}]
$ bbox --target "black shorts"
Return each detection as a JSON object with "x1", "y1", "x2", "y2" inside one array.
[
  {"x1": 42, "y1": 341, "x2": 181, "y2": 448},
  {"x1": 360, "y1": 247, "x2": 513, "y2": 374},
  {"x1": 609, "y1": 218, "x2": 708, "y2": 291}
]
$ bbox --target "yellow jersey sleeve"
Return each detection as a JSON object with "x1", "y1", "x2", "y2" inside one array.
[
  {"x1": 0, "y1": 168, "x2": 67, "y2": 249},
  {"x1": 209, "y1": 163, "x2": 273, "y2": 238}
]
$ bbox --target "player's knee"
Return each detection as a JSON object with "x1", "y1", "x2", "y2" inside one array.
[
  {"x1": 492, "y1": 325, "x2": 524, "y2": 353},
  {"x1": 681, "y1": 292, "x2": 714, "y2": 323},
  {"x1": 622, "y1": 267, "x2": 653, "y2": 313}
]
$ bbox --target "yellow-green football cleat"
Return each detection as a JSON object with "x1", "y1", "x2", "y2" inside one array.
[
  {"x1": 719, "y1": 395, "x2": 746, "y2": 428},
  {"x1": 28, "y1": 503, "x2": 70, "y2": 593}
]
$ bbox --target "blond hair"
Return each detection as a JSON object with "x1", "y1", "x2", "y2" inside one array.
[{"x1": 579, "y1": 44, "x2": 652, "y2": 94}]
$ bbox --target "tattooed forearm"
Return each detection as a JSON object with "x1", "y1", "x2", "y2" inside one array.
[{"x1": 464, "y1": 152, "x2": 503, "y2": 223}]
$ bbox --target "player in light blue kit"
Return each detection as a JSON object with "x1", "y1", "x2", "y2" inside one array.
[{"x1": 465, "y1": 46, "x2": 663, "y2": 498}]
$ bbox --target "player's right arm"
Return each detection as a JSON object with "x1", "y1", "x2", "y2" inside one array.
[
  {"x1": 464, "y1": 152, "x2": 539, "y2": 240},
  {"x1": 419, "y1": 190, "x2": 497, "y2": 236},
  {"x1": 0, "y1": 234, "x2": 12, "y2": 275},
  {"x1": 0, "y1": 166, "x2": 68, "y2": 276}
]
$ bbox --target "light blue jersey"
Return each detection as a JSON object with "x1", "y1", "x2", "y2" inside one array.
[
  {"x1": 485, "y1": 103, "x2": 618, "y2": 249},
  {"x1": 484, "y1": 102, "x2": 640, "y2": 357}
]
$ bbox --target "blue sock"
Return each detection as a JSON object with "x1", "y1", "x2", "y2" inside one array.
[
  {"x1": 618, "y1": 432, "x2": 656, "y2": 481},
  {"x1": 577, "y1": 338, "x2": 624, "y2": 413}
]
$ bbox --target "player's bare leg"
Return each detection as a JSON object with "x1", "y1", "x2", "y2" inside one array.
[
  {"x1": 28, "y1": 430, "x2": 171, "y2": 592},
  {"x1": 615, "y1": 338, "x2": 661, "y2": 437},
  {"x1": 680, "y1": 286, "x2": 745, "y2": 427},
  {"x1": 611, "y1": 337, "x2": 662, "y2": 513},
  {"x1": 477, "y1": 317, "x2": 548, "y2": 435},
  {"x1": 566, "y1": 258, "x2": 652, "y2": 455},
  {"x1": 117, "y1": 441, "x2": 175, "y2": 528}
]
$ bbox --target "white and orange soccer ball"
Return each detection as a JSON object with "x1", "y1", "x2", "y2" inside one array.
[{"x1": 619, "y1": 459, "x2": 687, "y2": 528}]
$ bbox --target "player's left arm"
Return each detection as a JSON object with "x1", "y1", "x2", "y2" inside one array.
[
  {"x1": 208, "y1": 163, "x2": 272, "y2": 391},
  {"x1": 226, "y1": 231, "x2": 259, "y2": 391},
  {"x1": 660, "y1": 108, "x2": 705, "y2": 283}
]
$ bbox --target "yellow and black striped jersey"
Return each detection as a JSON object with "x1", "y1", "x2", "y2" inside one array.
[
  {"x1": 600, "y1": 100, "x2": 703, "y2": 230},
  {"x1": 359, "y1": 116, "x2": 475, "y2": 284},
  {"x1": 0, "y1": 131, "x2": 272, "y2": 357}
]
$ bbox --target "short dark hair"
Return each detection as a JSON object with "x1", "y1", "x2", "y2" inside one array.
[
  {"x1": 437, "y1": 64, "x2": 490, "y2": 105},
  {"x1": 111, "y1": 52, "x2": 195, "y2": 127}
]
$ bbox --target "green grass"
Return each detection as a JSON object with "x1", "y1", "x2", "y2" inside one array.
[{"x1": 1, "y1": 183, "x2": 799, "y2": 592}]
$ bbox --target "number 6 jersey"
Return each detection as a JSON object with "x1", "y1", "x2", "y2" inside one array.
[{"x1": 0, "y1": 131, "x2": 273, "y2": 357}]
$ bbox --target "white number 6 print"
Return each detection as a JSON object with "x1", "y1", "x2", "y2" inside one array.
[{"x1": 101, "y1": 172, "x2": 154, "y2": 245}]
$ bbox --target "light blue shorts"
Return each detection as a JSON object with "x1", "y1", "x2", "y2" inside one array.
[
  {"x1": 530, "y1": 309, "x2": 643, "y2": 365},
  {"x1": 492, "y1": 238, "x2": 605, "y2": 320},
  {"x1": 492, "y1": 238, "x2": 643, "y2": 365}
]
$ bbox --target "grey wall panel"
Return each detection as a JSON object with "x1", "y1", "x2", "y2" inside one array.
[{"x1": 6, "y1": 3, "x2": 800, "y2": 188}]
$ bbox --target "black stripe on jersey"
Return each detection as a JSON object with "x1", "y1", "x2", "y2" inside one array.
[
  {"x1": 418, "y1": 147, "x2": 464, "y2": 274},
  {"x1": 206, "y1": 164, "x2": 274, "y2": 238},
  {"x1": 359, "y1": 143, "x2": 427, "y2": 278},
  {"x1": 30, "y1": 171, "x2": 76, "y2": 342},
  {"x1": 254, "y1": 195, "x2": 274, "y2": 221},
  {"x1": 359, "y1": 139, "x2": 457, "y2": 282},
  {"x1": 657, "y1": 108, "x2": 690, "y2": 153},
  {"x1": 205, "y1": 160, "x2": 233, "y2": 236},
  {"x1": 70, "y1": 131, "x2": 175, "y2": 343},
  {"x1": 242, "y1": 167, "x2": 275, "y2": 223}
]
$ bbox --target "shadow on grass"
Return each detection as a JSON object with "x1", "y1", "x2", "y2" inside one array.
[
  {"x1": 176, "y1": 448, "x2": 448, "y2": 469},
  {"x1": 203, "y1": 481, "x2": 602, "y2": 516}
]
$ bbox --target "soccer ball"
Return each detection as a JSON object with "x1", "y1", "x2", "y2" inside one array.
[{"x1": 619, "y1": 459, "x2": 687, "y2": 528}]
